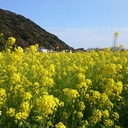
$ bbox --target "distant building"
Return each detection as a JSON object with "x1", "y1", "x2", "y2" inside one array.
[{"x1": 38, "y1": 47, "x2": 53, "y2": 53}]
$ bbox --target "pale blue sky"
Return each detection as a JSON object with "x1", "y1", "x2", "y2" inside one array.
[{"x1": 1, "y1": 0, "x2": 128, "y2": 49}]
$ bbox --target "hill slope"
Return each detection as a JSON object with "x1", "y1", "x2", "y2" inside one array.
[{"x1": 0, "y1": 8, "x2": 72, "y2": 50}]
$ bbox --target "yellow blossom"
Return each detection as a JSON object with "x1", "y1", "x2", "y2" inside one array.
[
  {"x1": 63, "y1": 112, "x2": 68, "y2": 119},
  {"x1": 102, "y1": 109, "x2": 109, "y2": 118},
  {"x1": 27, "y1": 45, "x2": 37, "y2": 52},
  {"x1": 77, "y1": 82, "x2": 88, "y2": 92},
  {"x1": 10, "y1": 73, "x2": 21, "y2": 84},
  {"x1": 77, "y1": 73, "x2": 85, "y2": 82},
  {"x1": 22, "y1": 92, "x2": 32, "y2": 101},
  {"x1": 77, "y1": 111, "x2": 83, "y2": 118},
  {"x1": 119, "y1": 44, "x2": 124, "y2": 49},
  {"x1": 14, "y1": 46, "x2": 24, "y2": 53},
  {"x1": 63, "y1": 88, "x2": 79, "y2": 100},
  {"x1": 7, "y1": 37, "x2": 16, "y2": 45},
  {"x1": 55, "y1": 122, "x2": 66, "y2": 128},
  {"x1": 36, "y1": 94, "x2": 60, "y2": 115},
  {"x1": 114, "y1": 32, "x2": 119, "y2": 37},
  {"x1": 115, "y1": 125, "x2": 121, "y2": 128},
  {"x1": 89, "y1": 109, "x2": 102, "y2": 125},
  {"x1": 15, "y1": 112, "x2": 22, "y2": 120},
  {"x1": 20, "y1": 101, "x2": 31, "y2": 112},
  {"x1": 36, "y1": 116, "x2": 43, "y2": 122},
  {"x1": 112, "y1": 112, "x2": 119, "y2": 120},
  {"x1": 6, "y1": 108, "x2": 15, "y2": 117},
  {"x1": 47, "y1": 121, "x2": 53, "y2": 127},
  {"x1": 81, "y1": 120, "x2": 89, "y2": 127},
  {"x1": 0, "y1": 88, "x2": 7, "y2": 105},
  {"x1": 0, "y1": 111, "x2": 2, "y2": 116},
  {"x1": 78, "y1": 101, "x2": 85, "y2": 111},
  {"x1": 103, "y1": 119, "x2": 114, "y2": 127},
  {"x1": 0, "y1": 33, "x2": 4, "y2": 36}
]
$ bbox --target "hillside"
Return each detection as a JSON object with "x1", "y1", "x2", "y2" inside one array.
[{"x1": 0, "y1": 8, "x2": 73, "y2": 50}]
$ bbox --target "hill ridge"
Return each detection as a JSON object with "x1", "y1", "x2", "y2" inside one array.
[{"x1": 0, "y1": 8, "x2": 73, "y2": 50}]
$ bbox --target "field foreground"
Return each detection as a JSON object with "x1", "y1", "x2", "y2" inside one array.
[{"x1": 0, "y1": 46, "x2": 128, "y2": 128}]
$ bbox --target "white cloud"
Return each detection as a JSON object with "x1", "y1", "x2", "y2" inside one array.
[{"x1": 45, "y1": 27, "x2": 128, "y2": 49}]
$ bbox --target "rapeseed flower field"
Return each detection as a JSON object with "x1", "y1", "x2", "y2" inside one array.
[{"x1": 0, "y1": 35, "x2": 128, "y2": 128}]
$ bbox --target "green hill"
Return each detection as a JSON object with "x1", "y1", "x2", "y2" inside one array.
[{"x1": 0, "y1": 8, "x2": 73, "y2": 51}]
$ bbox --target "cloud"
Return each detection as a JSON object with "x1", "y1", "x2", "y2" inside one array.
[{"x1": 45, "y1": 27, "x2": 128, "y2": 49}]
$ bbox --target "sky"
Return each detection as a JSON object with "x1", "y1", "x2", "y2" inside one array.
[{"x1": 1, "y1": 0, "x2": 128, "y2": 49}]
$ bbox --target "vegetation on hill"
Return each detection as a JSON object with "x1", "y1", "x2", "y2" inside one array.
[{"x1": 0, "y1": 8, "x2": 73, "y2": 50}]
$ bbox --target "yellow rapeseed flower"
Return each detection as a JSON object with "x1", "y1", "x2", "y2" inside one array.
[
  {"x1": 81, "y1": 120, "x2": 89, "y2": 127},
  {"x1": 78, "y1": 101, "x2": 85, "y2": 111},
  {"x1": 14, "y1": 46, "x2": 24, "y2": 53},
  {"x1": 20, "y1": 101, "x2": 31, "y2": 112},
  {"x1": 104, "y1": 47, "x2": 110, "y2": 52},
  {"x1": 0, "y1": 111, "x2": 2, "y2": 116},
  {"x1": 47, "y1": 121, "x2": 54, "y2": 127},
  {"x1": 27, "y1": 45, "x2": 38, "y2": 52},
  {"x1": 0, "y1": 33, "x2": 4, "y2": 36},
  {"x1": 6, "y1": 108, "x2": 15, "y2": 117},
  {"x1": 0, "y1": 88, "x2": 7, "y2": 105},
  {"x1": 89, "y1": 109, "x2": 102, "y2": 125},
  {"x1": 77, "y1": 73, "x2": 85, "y2": 82},
  {"x1": 22, "y1": 92, "x2": 32, "y2": 101},
  {"x1": 103, "y1": 119, "x2": 114, "y2": 127},
  {"x1": 115, "y1": 125, "x2": 121, "y2": 128},
  {"x1": 7, "y1": 37, "x2": 16, "y2": 45},
  {"x1": 36, "y1": 116, "x2": 43, "y2": 122},
  {"x1": 77, "y1": 82, "x2": 88, "y2": 91},
  {"x1": 114, "y1": 32, "x2": 119, "y2": 37},
  {"x1": 112, "y1": 112, "x2": 119, "y2": 120},
  {"x1": 63, "y1": 88, "x2": 79, "y2": 100},
  {"x1": 102, "y1": 109, "x2": 109, "y2": 118},
  {"x1": 63, "y1": 112, "x2": 69, "y2": 119},
  {"x1": 10, "y1": 73, "x2": 21, "y2": 84},
  {"x1": 77, "y1": 111, "x2": 83, "y2": 118},
  {"x1": 36, "y1": 94, "x2": 60, "y2": 116},
  {"x1": 15, "y1": 112, "x2": 22, "y2": 120},
  {"x1": 55, "y1": 122, "x2": 66, "y2": 128},
  {"x1": 119, "y1": 44, "x2": 124, "y2": 49}
]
